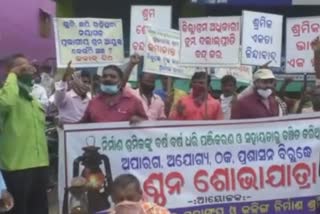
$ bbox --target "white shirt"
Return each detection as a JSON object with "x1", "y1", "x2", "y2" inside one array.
[
  {"x1": 31, "y1": 84, "x2": 49, "y2": 109},
  {"x1": 54, "y1": 81, "x2": 91, "y2": 123},
  {"x1": 220, "y1": 94, "x2": 233, "y2": 120}
]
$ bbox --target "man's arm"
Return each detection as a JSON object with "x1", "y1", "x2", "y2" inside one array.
[
  {"x1": 0, "y1": 73, "x2": 19, "y2": 112},
  {"x1": 54, "y1": 61, "x2": 74, "y2": 107},
  {"x1": 169, "y1": 99, "x2": 186, "y2": 120},
  {"x1": 121, "y1": 54, "x2": 141, "y2": 88},
  {"x1": 158, "y1": 100, "x2": 167, "y2": 120},
  {"x1": 54, "y1": 81, "x2": 68, "y2": 107}
]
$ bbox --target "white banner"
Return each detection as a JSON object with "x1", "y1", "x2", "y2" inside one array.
[
  {"x1": 130, "y1": 5, "x2": 172, "y2": 55},
  {"x1": 213, "y1": 65, "x2": 253, "y2": 84},
  {"x1": 144, "y1": 27, "x2": 195, "y2": 79},
  {"x1": 179, "y1": 16, "x2": 241, "y2": 66},
  {"x1": 286, "y1": 16, "x2": 320, "y2": 73},
  {"x1": 241, "y1": 11, "x2": 283, "y2": 67},
  {"x1": 53, "y1": 18, "x2": 124, "y2": 68},
  {"x1": 61, "y1": 114, "x2": 320, "y2": 213}
]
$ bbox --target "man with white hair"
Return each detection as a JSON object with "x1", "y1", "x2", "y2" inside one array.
[{"x1": 231, "y1": 68, "x2": 279, "y2": 119}]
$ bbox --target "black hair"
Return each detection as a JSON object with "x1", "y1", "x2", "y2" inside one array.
[
  {"x1": 103, "y1": 65, "x2": 123, "y2": 80},
  {"x1": 221, "y1": 75, "x2": 236, "y2": 86},
  {"x1": 191, "y1": 71, "x2": 211, "y2": 86},
  {"x1": 111, "y1": 174, "x2": 141, "y2": 202},
  {"x1": 5, "y1": 53, "x2": 26, "y2": 71}
]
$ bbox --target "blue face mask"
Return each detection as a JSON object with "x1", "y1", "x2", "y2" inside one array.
[{"x1": 100, "y1": 84, "x2": 119, "y2": 95}]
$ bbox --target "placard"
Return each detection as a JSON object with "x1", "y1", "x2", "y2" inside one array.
[
  {"x1": 144, "y1": 27, "x2": 195, "y2": 79},
  {"x1": 130, "y1": 5, "x2": 172, "y2": 55},
  {"x1": 179, "y1": 16, "x2": 241, "y2": 66},
  {"x1": 53, "y1": 18, "x2": 124, "y2": 68},
  {"x1": 241, "y1": 11, "x2": 283, "y2": 67},
  {"x1": 286, "y1": 16, "x2": 320, "y2": 73},
  {"x1": 213, "y1": 65, "x2": 253, "y2": 84}
]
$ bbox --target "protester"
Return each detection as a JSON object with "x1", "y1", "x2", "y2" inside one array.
[
  {"x1": 31, "y1": 72, "x2": 49, "y2": 109},
  {"x1": 154, "y1": 76, "x2": 187, "y2": 117},
  {"x1": 170, "y1": 71, "x2": 223, "y2": 120},
  {"x1": 0, "y1": 54, "x2": 49, "y2": 214},
  {"x1": 127, "y1": 72, "x2": 166, "y2": 120},
  {"x1": 0, "y1": 172, "x2": 14, "y2": 212},
  {"x1": 231, "y1": 68, "x2": 279, "y2": 119},
  {"x1": 54, "y1": 62, "x2": 91, "y2": 124},
  {"x1": 106, "y1": 174, "x2": 170, "y2": 214},
  {"x1": 220, "y1": 75, "x2": 237, "y2": 120},
  {"x1": 80, "y1": 65, "x2": 148, "y2": 123}
]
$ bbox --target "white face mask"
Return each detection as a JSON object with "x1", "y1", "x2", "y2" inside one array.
[{"x1": 257, "y1": 89, "x2": 273, "y2": 99}]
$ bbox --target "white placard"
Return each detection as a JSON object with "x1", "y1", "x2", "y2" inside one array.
[
  {"x1": 144, "y1": 27, "x2": 195, "y2": 79},
  {"x1": 53, "y1": 18, "x2": 124, "y2": 68},
  {"x1": 286, "y1": 16, "x2": 320, "y2": 73},
  {"x1": 130, "y1": 5, "x2": 172, "y2": 55},
  {"x1": 214, "y1": 65, "x2": 253, "y2": 84},
  {"x1": 241, "y1": 11, "x2": 283, "y2": 67},
  {"x1": 179, "y1": 16, "x2": 241, "y2": 66}
]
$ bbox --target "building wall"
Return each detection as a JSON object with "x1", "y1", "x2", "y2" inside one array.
[{"x1": 0, "y1": 0, "x2": 56, "y2": 62}]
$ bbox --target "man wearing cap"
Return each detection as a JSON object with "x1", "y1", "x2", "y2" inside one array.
[{"x1": 231, "y1": 68, "x2": 279, "y2": 119}]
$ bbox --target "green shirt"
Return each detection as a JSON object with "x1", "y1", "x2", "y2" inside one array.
[{"x1": 0, "y1": 73, "x2": 49, "y2": 171}]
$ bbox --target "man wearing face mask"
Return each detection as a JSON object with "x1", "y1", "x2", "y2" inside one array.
[
  {"x1": 0, "y1": 54, "x2": 49, "y2": 214},
  {"x1": 127, "y1": 72, "x2": 166, "y2": 120},
  {"x1": 231, "y1": 68, "x2": 279, "y2": 119},
  {"x1": 80, "y1": 65, "x2": 147, "y2": 124},
  {"x1": 170, "y1": 72, "x2": 223, "y2": 120},
  {"x1": 102, "y1": 174, "x2": 170, "y2": 214}
]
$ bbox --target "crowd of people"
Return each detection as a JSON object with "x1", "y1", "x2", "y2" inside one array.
[{"x1": 1, "y1": 37, "x2": 320, "y2": 213}]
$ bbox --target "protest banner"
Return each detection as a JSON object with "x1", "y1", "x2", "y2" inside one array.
[
  {"x1": 61, "y1": 114, "x2": 320, "y2": 213},
  {"x1": 130, "y1": 5, "x2": 172, "y2": 55},
  {"x1": 143, "y1": 27, "x2": 195, "y2": 79},
  {"x1": 53, "y1": 18, "x2": 124, "y2": 68},
  {"x1": 179, "y1": 16, "x2": 241, "y2": 66},
  {"x1": 213, "y1": 65, "x2": 253, "y2": 84},
  {"x1": 286, "y1": 16, "x2": 320, "y2": 73},
  {"x1": 241, "y1": 11, "x2": 283, "y2": 67}
]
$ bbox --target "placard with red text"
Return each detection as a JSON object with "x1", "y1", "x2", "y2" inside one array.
[
  {"x1": 286, "y1": 16, "x2": 320, "y2": 73},
  {"x1": 179, "y1": 16, "x2": 241, "y2": 66},
  {"x1": 130, "y1": 5, "x2": 172, "y2": 56}
]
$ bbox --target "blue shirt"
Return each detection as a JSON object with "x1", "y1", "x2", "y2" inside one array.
[{"x1": 0, "y1": 171, "x2": 6, "y2": 192}]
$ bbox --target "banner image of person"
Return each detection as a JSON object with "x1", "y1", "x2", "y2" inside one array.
[
  {"x1": 53, "y1": 18, "x2": 124, "y2": 68},
  {"x1": 241, "y1": 11, "x2": 283, "y2": 67},
  {"x1": 143, "y1": 27, "x2": 195, "y2": 79},
  {"x1": 130, "y1": 5, "x2": 172, "y2": 55},
  {"x1": 179, "y1": 16, "x2": 241, "y2": 66},
  {"x1": 62, "y1": 114, "x2": 320, "y2": 213},
  {"x1": 286, "y1": 16, "x2": 320, "y2": 73}
]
